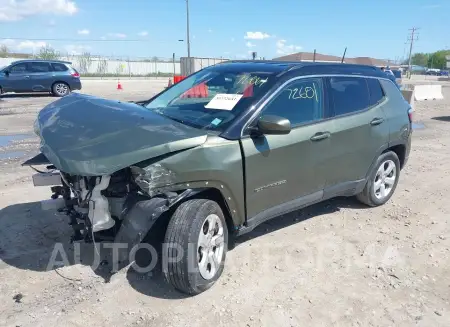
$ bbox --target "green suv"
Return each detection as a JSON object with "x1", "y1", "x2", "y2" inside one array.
[{"x1": 25, "y1": 61, "x2": 412, "y2": 295}]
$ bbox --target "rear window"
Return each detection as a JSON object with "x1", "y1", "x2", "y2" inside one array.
[
  {"x1": 52, "y1": 63, "x2": 69, "y2": 72},
  {"x1": 329, "y1": 76, "x2": 370, "y2": 116},
  {"x1": 366, "y1": 78, "x2": 385, "y2": 106}
]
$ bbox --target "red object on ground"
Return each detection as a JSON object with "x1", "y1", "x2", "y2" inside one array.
[
  {"x1": 173, "y1": 75, "x2": 186, "y2": 84},
  {"x1": 117, "y1": 80, "x2": 123, "y2": 90}
]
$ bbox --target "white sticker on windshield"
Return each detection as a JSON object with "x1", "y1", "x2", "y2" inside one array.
[{"x1": 204, "y1": 93, "x2": 243, "y2": 110}]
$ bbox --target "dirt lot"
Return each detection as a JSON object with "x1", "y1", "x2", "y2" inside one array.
[{"x1": 0, "y1": 80, "x2": 449, "y2": 327}]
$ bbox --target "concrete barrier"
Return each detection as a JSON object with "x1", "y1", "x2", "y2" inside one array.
[{"x1": 414, "y1": 84, "x2": 444, "y2": 101}]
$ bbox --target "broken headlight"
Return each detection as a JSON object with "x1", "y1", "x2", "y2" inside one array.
[{"x1": 131, "y1": 163, "x2": 176, "y2": 196}]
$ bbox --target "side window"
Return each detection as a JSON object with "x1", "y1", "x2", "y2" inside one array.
[
  {"x1": 329, "y1": 77, "x2": 370, "y2": 116},
  {"x1": 260, "y1": 78, "x2": 324, "y2": 126},
  {"x1": 52, "y1": 63, "x2": 68, "y2": 72},
  {"x1": 9, "y1": 63, "x2": 28, "y2": 74},
  {"x1": 29, "y1": 62, "x2": 51, "y2": 73},
  {"x1": 366, "y1": 78, "x2": 385, "y2": 106}
]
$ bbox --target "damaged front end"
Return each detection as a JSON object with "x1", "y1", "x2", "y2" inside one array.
[
  {"x1": 28, "y1": 158, "x2": 198, "y2": 271},
  {"x1": 23, "y1": 93, "x2": 217, "y2": 271}
]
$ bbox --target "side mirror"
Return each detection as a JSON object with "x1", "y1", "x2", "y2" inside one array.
[
  {"x1": 256, "y1": 115, "x2": 291, "y2": 135},
  {"x1": 3, "y1": 70, "x2": 9, "y2": 76}
]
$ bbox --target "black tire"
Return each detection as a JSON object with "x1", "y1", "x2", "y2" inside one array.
[
  {"x1": 356, "y1": 151, "x2": 401, "y2": 207},
  {"x1": 163, "y1": 199, "x2": 228, "y2": 295},
  {"x1": 52, "y1": 82, "x2": 70, "y2": 97}
]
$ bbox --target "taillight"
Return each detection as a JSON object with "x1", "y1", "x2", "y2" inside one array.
[
  {"x1": 71, "y1": 72, "x2": 80, "y2": 78},
  {"x1": 408, "y1": 107, "x2": 414, "y2": 123}
]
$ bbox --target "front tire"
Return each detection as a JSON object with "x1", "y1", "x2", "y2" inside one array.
[
  {"x1": 52, "y1": 82, "x2": 70, "y2": 97},
  {"x1": 356, "y1": 151, "x2": 401, "y2": 207},
  {"x1": 163, "y1": 199, "x2": 228, "y2": 295}
]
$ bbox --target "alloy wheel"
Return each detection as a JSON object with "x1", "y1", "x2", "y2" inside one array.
[
  {"x1": 197, "y1": 214, "x2": 225, "y2": 280},
  {"x1": 55, "y1": 83, "x2": 69, "y2": 96},
  {"x1": 373, "y1": 159, "x2": 397, "y2": 200}
]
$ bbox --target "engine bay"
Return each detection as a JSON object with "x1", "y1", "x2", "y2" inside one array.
[{"x1": 51, "y1": 168, "x2": 138, "y2": 243}]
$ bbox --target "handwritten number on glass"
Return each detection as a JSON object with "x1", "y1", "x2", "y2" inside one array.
[
  {"x1": 237, "y1": 75, "x2": 268, "y2": 87},
  {"x1": 286, "y1": 83, "x2": 319, "y2": 102}
]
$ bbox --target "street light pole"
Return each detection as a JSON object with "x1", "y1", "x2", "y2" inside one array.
[{"x1": 186, "y1": 0, "x2": 191, "y2": 58}]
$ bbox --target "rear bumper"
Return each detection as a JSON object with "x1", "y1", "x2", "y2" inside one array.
[
  {"x1": 403, "y1": 128, "x2": 412, "y2": 168},
  {"x1": 70, "y1": 79, "x2": 82, "y2": 91}
]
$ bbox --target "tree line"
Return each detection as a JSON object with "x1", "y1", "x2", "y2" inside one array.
[{"x1": 406, "y1": 49, "x2": 450, "y2": 69}]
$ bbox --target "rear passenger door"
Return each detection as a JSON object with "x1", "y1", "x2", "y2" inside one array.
[
  {"x1": 29, "y1": 61, "x2": 53, "y2": 91},
  {"x1": 323, "y1": 76, "x2": 390, "y2": 191}
]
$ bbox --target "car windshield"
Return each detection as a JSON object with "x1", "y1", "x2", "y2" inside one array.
[{"x1": 144, "y1": 67, "x2": 277, "y2": 132}]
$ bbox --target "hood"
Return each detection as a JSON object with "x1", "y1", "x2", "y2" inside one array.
[{"x1": 35, "y1": 93, "x2": 208, "y2": 176}]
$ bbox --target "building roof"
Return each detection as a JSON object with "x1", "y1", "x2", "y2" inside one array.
[
  {"x1": 273, "y1": 52, "x2": 393, "y2": 67},
  {"x1": 348, "y1": 57, "x2": 392, "y2": 66},
  {"x1": 216, "y1": 60, "x2": 388, "y2": 79},
  {"x1": 274, "y1": 52, "x2": 342, "y2": 62}
]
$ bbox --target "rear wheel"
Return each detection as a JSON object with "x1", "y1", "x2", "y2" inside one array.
[
  {"x1": 356, "y1": 151, "x2": 401, "y2": 207},
  {"x1": 163, "y1": 199, "x2": 228, "y2": 295},
  {"x1": 52, "y1": 82, "x2": 70, "y2": 97}
]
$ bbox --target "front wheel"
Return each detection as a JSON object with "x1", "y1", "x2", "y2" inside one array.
[
  {"x1": 356, "y1": 151, "x2": 401, "y2": 207},
  {"x1": 52, "y1": 82, "x2": 70, "y2": 97},
  {"x1": 163, "y1": 199, "x2": 228, "y2": 295}
]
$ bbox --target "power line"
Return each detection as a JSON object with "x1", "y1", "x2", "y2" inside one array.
[{"x1": 0, "y1": 37, "x2": 148, "y2": 42}]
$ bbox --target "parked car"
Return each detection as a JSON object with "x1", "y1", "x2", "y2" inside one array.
[
  {"x1": 0, "y1": 59, "x2": 81, "y2": 97},
  {"x1": 24, "y1": 61, "x2": 412, "y2": 295},
  {"x1": 381, "y1": 67, "x2": 401, "y2": 89},
  {"x1": 426, "y1": 69, "x2": 441, "y2": 76},
  {"x1": 391, "y1": 69, "x2": 402, "y2": 85}
]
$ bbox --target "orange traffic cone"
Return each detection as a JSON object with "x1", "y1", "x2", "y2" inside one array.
[{"x1": 117, "y1": 80, "x2": 123, "y2": 90}]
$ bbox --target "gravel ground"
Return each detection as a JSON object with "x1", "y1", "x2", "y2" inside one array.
[{"x1": 0, "y1": 80, "x2": 449, "y2": 327}]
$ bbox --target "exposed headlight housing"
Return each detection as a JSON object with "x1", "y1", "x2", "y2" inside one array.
[{"x1": 131, "y1": 163, "x2": 175, "y2": 196}]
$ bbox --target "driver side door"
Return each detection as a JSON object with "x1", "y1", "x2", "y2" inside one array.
[
  {"x1": 3, "y1": 62, "x2": 32, "y2": 93},
  {"x1": 240, "y1": 77, "x2": 333, "y2": 224}
]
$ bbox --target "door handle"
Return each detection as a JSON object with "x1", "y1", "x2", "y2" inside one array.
[
  {"x1": 370, "y1": 117, "x2": 384, "y2": 125},
  {"x1": 24, "y1": 75, "x2": 30, "y2": 79},
  {"x1": 310, "y1": 132, "x2": 331, "y2": 141}
]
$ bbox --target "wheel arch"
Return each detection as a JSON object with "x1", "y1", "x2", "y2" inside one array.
[
  {"x1": 162, "y1": 184, "x2": 243, "y2": 231},
  {"x1": 382, "y1": 144, "x2": 406, "y2": 169},
  {"x1": 365, "y1": 140, "x2": 408, "y2": 181}
]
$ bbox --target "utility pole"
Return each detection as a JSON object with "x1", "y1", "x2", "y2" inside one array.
[
  {"x1": 407, "y1": 27, "x2": 419, "y2": 74},
  {"x1": 186, "y1": 0, "x2": 191, "y2": 59}
]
